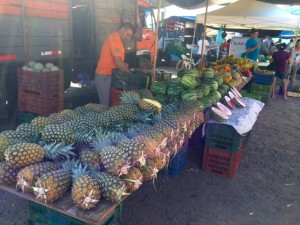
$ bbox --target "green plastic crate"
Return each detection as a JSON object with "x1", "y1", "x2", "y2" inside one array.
[
  {"x1": 250, "y1": 83, "x2": 272, "y2": 95},
  {"x1": 28, "y1": 201, "x2": 121, "y2": 225},
  {"x1": 205, "y1": 123, "x2": 249, "y2": 152},
  {"x1": 19, "y1": 111, "x2": 38, "y2": 124},
  {"x1": 241, "y1": 92, "x2": 262, "y2": 101}
]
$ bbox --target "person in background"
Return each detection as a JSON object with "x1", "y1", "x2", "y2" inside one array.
[
  {"x1": 286, "y1": 39, "x2": 294, "y2": 52},
  {"x1": 95, "y1": 22, "x2": 133, "y2": 106},
  {"x1": 269, "y1": 41, "x2": 276, "y2": 55},
  {"x1": 245, "y1": 28, "x2": 261, "y2": 61},
  {"x1": 289, "y1": 39, "x2": 300, "y2": 87},
  {"x1": 271, "y1": 43, "x2": 291, "y2": 100},
  {"x1": 197, "y1": 37, "x2": 210, "y2": 61},
  {"x1": 261, "y1": 36, "x2": 271, "y2": 56},
  {"x1": 223, "y1": 39, "x2": 231, "y2": 55},
  {"x1": 275, "y1": 38, "x2": 282, "y2": 50}
]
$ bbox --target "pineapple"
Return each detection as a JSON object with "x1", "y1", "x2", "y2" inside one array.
[
  {"x1": 60, "y1": 109, "x2": 78, "y2": 120},
  {"x1": 153, "y1": 152, "x2": 167, "y2": 170},
  {"x1": 117, "y1": 138, "x2": 146, "y2": 167},
  {"x1": 31, "y1": 116, "x2": 51, "y2": 129},
  {"x1": 140, "y1": 159, "x2": 158, "y2": 181},
  {"x1": 0, "y1": 130, "x2": 32, "y2": 143},
  {"x1": 0, "y1": 136, "x2": 23, "y2": 161},
  {"x1": 99, "y1": 146, "x2": 131, "y2": 176},
  {"x1": 71, "y1": 164, "x2": 101, "y2": 210},
  {"x1": 79, "y1": 148, "x2": 102, "y2": 170},
  {"x1": 5, "y1": 142, "x2": 75, "y2": 168},
  {"x1": 110, "y1": 104, "x2": 139, "y2": 122},
  {"x1": 74, "y1": 106, "x2": 95, "y2": 116},
  {"x1": 92, "y1": 172, "x2": 129, "y2": 202},
  {"x1": 120, "y1": 91, "x2": 141, "y2": 105},
  {"x1": 121, "y1": 167, "x2": 143, "y2": 193},
  {"x1": 84, "y1": 103, "x2": 107, "y2": 113},
  {"x1": 137, "y1": 88, "x2": 153, "y2": 99},
  {"x1": 138, "y1": 99, "x2": 162, "y2": 114},
  {"x1": 16, "y1": 123, "x2": 41, "y2": 142},
  {"x1": 131, "y1": 135, "x2": 159, "y2": 159},
  {"x1": 0, "y1": 162, "x2": 20, "y2": 185},
  {"x1": 16, "y1": 161, "x2": 59, "y2": 192},
  {"x1": 48, "y1": 113, "x2": 72, "y2": 124},
  {"x1": 32, "y1": 160, "x2": 76, "y2": 203},
  {"x1": 41, "y1": 124, "x2": 74, "y2": 144}
]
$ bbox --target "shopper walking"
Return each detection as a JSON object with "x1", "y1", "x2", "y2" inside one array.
[
  {"x1": 245, "y1": 28, "x2": 261, "y2": 62},
  {"x1": 261, "y1": 36, "x2": 271, "y2": 56},
  {"x1": 289, "y1": 39, "x2": 300, "y2": 87},
  {"x1": 95, "y1": 22, "x2": 133, "y2": 106},
  {"x1": 271, "y1": 43, "x2": 291, "y2": 100}
]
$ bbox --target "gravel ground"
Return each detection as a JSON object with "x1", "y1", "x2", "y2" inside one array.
[{"x1": 0, "y1": 87, "x2": 299, "y2": 225}]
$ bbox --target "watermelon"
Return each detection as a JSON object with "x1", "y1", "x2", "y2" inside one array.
[
  {"x1": 213, "y1": 75, "x2": 223, "y2": 85},
  {"x1": 177, "y1": 68, "x2": 200, "y2": 78},
  {"x1": 28, "y1": 61, "x2": 36, "y2": 68},
  {"x1": 220, "y1": 84, "x2": 230, "y2": 92},
  {"x1": 211, "y1": 107, "x2": 229, "y2": 122},
  {"x1": 202, "y1": 68, "x2": 214, "y2": 79},
  {"x1": 197, "y1": 84, "x2": 210, "y2": 97},
  {"x1": 22, "y1": 66, "x2": 29, "y2": 71},
  {"x1": 232, "y1": 97, "x2": 246, "y2": 108},
  {"x1": 181, "y1": 90, "x2": 198, "y2": 101},
  {"x1": 167, "y1": 78, "x2": 181, "y2": 87},
  {"x1": 151, "y1": 82, "x2": 167, "y2": 95},
  {"x1": 203, "y1": 79, "x2": 218, "y2": 91},
  {"x1": 198, "y1": 97, "x2": 213, "y2": 109},
  {"x1": 216, "y1": 102, "x2": 232, "y2": 116},
  {"x1": 223, "y1": 96, "x2": 236, "y2": 109},
  {"x1": 209, "y1": 91, "x2": 222, "y2": 102},
  {"x1": 231, "y1": 87, "x2": 242, "y2": 98},
  {"x1": 167, "y1": 86, "x2": 183, "y2": 97},
  {"x1": 194, "y1": 89, "x2": 204, "y2": 99},
  {"x1": 154, "y1": 95, "x2": 168, "y2": 104},
  {"x1": 34, "y1": 63, "x2": 44, "y2": 72},
  {"x1": 169, "y1": 96, "x2": 181, "y2": 104},
  {"x1": 50, "y1": 66, "x2": 59, "y2": 71},
  {"x1": 180, "y1": 75, "x2": 197, "y2": 89},
  {"x1": 45, "y1": 63, "x2": 54, "y2": 69},
  {"x1": 228, "y1": 91, "x2": 236, "y2": 100}
]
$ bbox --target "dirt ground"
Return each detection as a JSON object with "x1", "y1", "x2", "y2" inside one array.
[{"x1": 0, "y1": 89, "x2": 299, "y2": 225}]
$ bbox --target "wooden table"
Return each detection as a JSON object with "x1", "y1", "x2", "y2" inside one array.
[{"x1": 0, "y1": 185, "x2": 121, "y2": 225}]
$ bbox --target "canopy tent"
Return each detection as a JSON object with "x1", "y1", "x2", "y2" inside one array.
[{"x1": 195, "y1": 0, "x2": 300, "y2": 30}]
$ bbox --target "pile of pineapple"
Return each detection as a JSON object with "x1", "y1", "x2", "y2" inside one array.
[{"x1": 0, "y1": 89, "x2": 204, "y2": 210}]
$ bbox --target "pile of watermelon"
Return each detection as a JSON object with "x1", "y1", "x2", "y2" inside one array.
[
  {"x1": 151, "y1": 68, "x2": 232, "y2": 110},
  {"x1": 22, "y1": 61, "x2": 60, "y2": 72}
]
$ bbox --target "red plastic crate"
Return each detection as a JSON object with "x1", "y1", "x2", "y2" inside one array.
[
  {"x1": 17, "y1": 68, "x2": 64, "y2": 95},
  {"x1": 18, "y1": 91, "x2": 64, "y2": 116},
  {"x1": 202, "y1": 144, "x2": 243, "y2": 178},
  {"x1": 110, "y1": 88, "x2": 122, "y2": 106}
]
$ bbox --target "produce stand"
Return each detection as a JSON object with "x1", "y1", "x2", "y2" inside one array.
[
  {"x1": 0, "y1": 185, "x2": 121, "y2": 225},
  {"x1": 236, "y1": 77, "x2": 252, "y2": 91}
]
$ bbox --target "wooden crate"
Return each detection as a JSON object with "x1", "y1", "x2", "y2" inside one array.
[{"x1": 287, "y1": 91, "x2": 300, "y2": 98}]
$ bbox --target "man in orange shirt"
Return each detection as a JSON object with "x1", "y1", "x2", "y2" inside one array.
[{"x1": 95, "y1": 22, "x2": 134, "y2": 106}]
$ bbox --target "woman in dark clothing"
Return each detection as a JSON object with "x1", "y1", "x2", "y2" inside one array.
[{"x1": 271, "y1": 43, "x2": 291, "y2": 100}]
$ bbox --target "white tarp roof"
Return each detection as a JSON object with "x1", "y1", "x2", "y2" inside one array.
[{"x1": 195, "y1": 0, "x2": 300, "y2": 30}]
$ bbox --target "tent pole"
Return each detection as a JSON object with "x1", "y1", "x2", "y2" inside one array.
[
  {"x1": 190, "y1": 20, "x2": 197, "y2": 63},
  {"x1": 201, "y1": 0, "x2": 209, "y2": 62},
  {"x1": 152, "y1": 0, "x2": 161, "y2": 82}
]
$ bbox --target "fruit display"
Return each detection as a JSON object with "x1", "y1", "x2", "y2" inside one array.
[
  {"x1": 216, "y1": 55, "x2": 253, "y2": 69},
  {"x1": 0, "y1": 87, "x2": 207, "y2": 210},
  {"x1": 252, "y1": 65, "x2": 274, "y2": 75}
]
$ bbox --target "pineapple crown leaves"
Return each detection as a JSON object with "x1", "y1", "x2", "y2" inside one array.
[
  {"x1": 108, "y1": 132, "x2": 126, "y2": 146},
  {"x1": 72, "y1": 163, "x2": 89, "y2": 182},
  {"x1": 43, "y1": 142, "x2": 76, "y2": 160},
  {"x1": 91, "y1": 131, "x2": 114, "y2": 151},
  {"x1": 136, "y1": 111, "x2": 156, "y2": 124},
  {"x1": 120, "y1": 91, "x2": 141, "y2": 105},
  {"x1": 74, "y1": 129, "x2": 94, "y2": 146},
  {"x1": 61, "y1": 159, "x2": 80, "y2": 172}
]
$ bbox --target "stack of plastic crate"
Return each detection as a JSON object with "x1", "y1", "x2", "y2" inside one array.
[{"x1": 202, "y1": 123, "x2": 250, "y2": 178}]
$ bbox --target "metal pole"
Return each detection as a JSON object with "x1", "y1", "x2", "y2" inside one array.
[
  {"x1": 201, "y1": 0, "x2": 209, "y2": 61},
  {"x1": 152, "y1": 0, "x2": 161, "y2": 82},
  {"x1": 190, "y1": 21, "x2": 197, "y2": 62}
]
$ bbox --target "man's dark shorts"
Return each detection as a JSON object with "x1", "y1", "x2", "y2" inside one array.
[{"x1": 275, "y1": 72, "x2": 286, "y2": 80}]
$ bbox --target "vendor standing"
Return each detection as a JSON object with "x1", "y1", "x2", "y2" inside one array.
[
  {"x1": 245, "y1": 28, "x2": 261, "y2": 62},
  {"x1": 95, "y1": 22, "x2": 134, "y2": 106}
]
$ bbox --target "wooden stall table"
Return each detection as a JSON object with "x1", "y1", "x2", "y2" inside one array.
[{"x1": 0, "y1": 185, "x2": 123, "y2": 225}]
